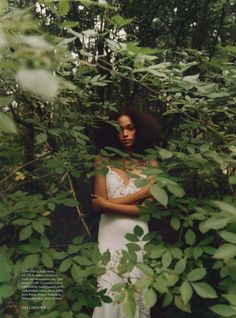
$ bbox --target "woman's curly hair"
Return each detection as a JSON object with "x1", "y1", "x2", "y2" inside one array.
[{"x1": 95, "y1": 107, "x2": 161, "y2": 154}]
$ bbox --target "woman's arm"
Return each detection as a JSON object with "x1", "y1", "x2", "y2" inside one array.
[
  {"x1": 108, "y1": 159, "x2": 158, "y2": 205},
  {"x1": 92, "y1": 194, "x2": 140, "y2": 216},
  {"x1": 108, "y1": 182, "x2": 152, "y2": 205}
]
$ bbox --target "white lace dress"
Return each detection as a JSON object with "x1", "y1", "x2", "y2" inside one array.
[{"x1": 92, "y1": 167, "x2": 150, "y2": 318}]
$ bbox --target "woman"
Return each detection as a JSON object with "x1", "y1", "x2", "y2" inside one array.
[{"x1": 92, "y1": 108, "x2": 161, "y2": 318}]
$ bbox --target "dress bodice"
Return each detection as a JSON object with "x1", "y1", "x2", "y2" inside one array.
[{"x1": 106, "y1": 167, "x2": 146, "y2": 199}]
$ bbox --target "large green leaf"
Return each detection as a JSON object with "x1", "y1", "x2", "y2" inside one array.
[
  {"x1": 187, "y1": 268, "x2": 207, "y2": 282},
  {"x1": 213, "y1": 244, "x2": 236, "y2": 259},
  {"x1": 210, "y1": 304, "x2": 236, "y2": 317},
  {"x1": 219, "y1": 231, "x2": 236, "y2": 244},
  {"x1": 22, "y1": 254, "x2": 40, "y2": 270},
  {"x1": 192, "y1": 282, "x2": 217, "y2": 299},
  {"x1": 143, "y1": 288, "x2": 157, "y2": 309},
  {"x1": 150, "y1": 184, "x2": 168, "y2": 207},
  {"x1": 19, "y1": 225, "x2": 33, "y2": 241},
  {"x1": 123, "y1": 293, "x2": 136, "y2": 318},
  {"x1": 41, "y1": 252, "x2": 53, "y2": 268},
  {"x1": 180, "y1": 281, "x2": 193, "y2": 304}
]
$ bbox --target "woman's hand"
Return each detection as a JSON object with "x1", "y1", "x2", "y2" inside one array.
[{"x1": 91, "y1": 194, "x2": 108, "y2": 213}]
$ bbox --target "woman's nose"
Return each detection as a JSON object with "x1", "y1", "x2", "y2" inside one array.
[{"x1": 123, "y1": 129, "x2": 129, "y2": 136}]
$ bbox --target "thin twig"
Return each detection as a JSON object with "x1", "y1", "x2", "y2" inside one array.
[{"x1": 67, "y1": 173, "x2": 92, "y2": 237}]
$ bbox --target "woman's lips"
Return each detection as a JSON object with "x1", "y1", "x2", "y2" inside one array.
[{"x1": 122, "y1": 139, "x2": 132, "y2": 143}]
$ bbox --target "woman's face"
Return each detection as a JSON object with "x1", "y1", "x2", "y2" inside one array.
[{"x1": 117, "y1": 115, "x2": 136, "y2": 151}]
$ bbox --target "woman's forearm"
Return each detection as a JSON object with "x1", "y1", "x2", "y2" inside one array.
[
  {"x1": 102, "y1": 201, "x2": 140, "y2": 216},
  {"x1": 108, "y1": 185, "x2": 150, "y2": 205}
]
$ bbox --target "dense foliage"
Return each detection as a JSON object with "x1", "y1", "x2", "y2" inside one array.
[{"x1": 0, "y1": 1, "x2": 235, "y2": 318}]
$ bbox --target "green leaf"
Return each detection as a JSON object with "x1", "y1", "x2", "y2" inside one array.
[
  {"x1": 136, "y1": 263, "x2": 154, "y2": 276},
  {"x1": 125, "y1": 233, "x2": 139, "y2": 242},
  {"x1": 180, "y1": 281, "x2": 193, "y2": 305},
  {"x1": 40, "y1": 235, "x2": 50, "y2": 248},
  {"x1": 32, "y1": 221, "x2": 45, "y2": 234},
  {"x1": 150, "y1": 184, "x2": 168, "y2": 207},
  {"x1": 17, "y1": 69, "x2": 58, "y2": 100},
  {"x1": 0, "y1": 270, "x2": 11, "y2": 282},
  {"x1": 174, "y1": 295, "x2": 191, "y2": 313},
  {"x1": 127, "y1": 243, "x2": 141, "y2": 252},
  {"x1": 72, "y1": 235, "x2": 84, "y2": 245},
  {"x1": 213, "y1": 244, "x2": 236, "y2": 259},
  {"x1": 0, "y1": 96, "x2": 14, "y2": 106},
  {"x1": 67, "y1": 244, "x2": 81, "y2": 254},
  {"x1": 12, "y1": 218, "x2": 31, "y2": 226},
  {"x1": 170, "y1": 217, "x2": 181, "y2": 230},
  {"x1": 143, "y1": 288, "x2": 157, "y2": 309},
  {"x1": 213, "y1": 201, "x2": 236, "y2": 216},
  {"x1": 199, "y1": 217, "x2": 230, "y2": 233},
  {"x1": 19, "y1": 225, "x2": 32, "y2": 241},
  {"x1": 135, "y1": 277, "x2": 152, "y2": 290},
  {"x1": 149, "y1": 245, "x2": 166, "y2": 258},
  {"x1": 167, "y1": 184, "x2": 185, "y2": 198},
  {"x1": 229, "y1": 176, "x2": 236, "y2": 185},
  {"x1": 71, "y1": 263, "x2": 82, "y2": 282},
  {"x1": 192, "y1": 282, "x2": 217, "y2": 299},
  {"x1": 0, "y1": 112, "x2": 17, "y2": 134},
  {"x1": 187, "y1": 268, "x2": 207, "y2": 282},
  {"x1": 163, "y1": 292, "x2": 173, "y2": 307},
  {"x1": 185, "y1": 229, "x2": 196, "y2": 245},
  {"x1": 123, "y1": 293, "x2": 136, "y2": 318},
  {"x1": 174, "y1": 257, "x2": 187, "y2": 275},
  {"x1": 210, "y1": 304, "x2": 236, "y2": 317},
  {"x1": 59, "y1": 258, "x2": 72, "y2": 272},
  {"x1": 42, "y1": 252, "x2": 53, "y2": 268},
  {"x1": 0, "y1": 284, "x2": 15, "y2": 298},
  {"x1": 22, "y1": 254, "x2": 40, "y2": 270},
  {"x1": 60, "y1": 21, "x2": 79, "y2": 28},
  {"x1": 153, "y1": 276, "x2": 169, "y2": 293},
  {"x1": 219, "y1": 231, "x2": 236, "y2": 244},
  {"x1": 162, "y1": 251, "x2": 172, "y2": 268},
  {"x1": 73, "y1": 256, "x2": 93, "y2": 266},
  {"x1": 193, "y1": 247, "x2": 203, "y2": 259},
  {"x1": 62, "y1": 198, "x2": 77, "y2": 207},
  {"x1": 159, "y1": 149, "x2": 173, "y2": 159},
  {"x1": 36, "y1": 133, "x2": 47, "y2": 144},
  {"x1": 58, "y1": 0, "x2": 70, "y2": 16},
  {"x1": 133, "y1": 225, "x2": 144, "y2": 237},
  {"x1": 223, "y1": 294, "x2": 236, "y2": 306},
  {"x1": 110, "y1": 15, "x2": 133, "y2": 28}
]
